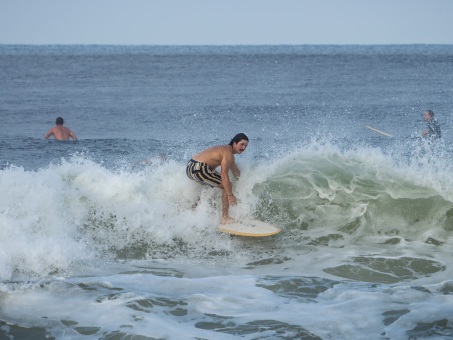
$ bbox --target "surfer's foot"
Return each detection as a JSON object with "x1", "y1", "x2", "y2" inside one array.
[{"x1": 221, "y1": 217, "x2": 236, "y2": 224}]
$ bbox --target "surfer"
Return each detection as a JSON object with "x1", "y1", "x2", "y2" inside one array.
[
  {"x1": 186, "y1": 133, "x2": 249, "y2": 224},
  {"x1": 44, "y1": 117, "x2": 78, "y2": 140},
  {"x1": 421, "y1": 110, "x2": 441, "y2": 139}
]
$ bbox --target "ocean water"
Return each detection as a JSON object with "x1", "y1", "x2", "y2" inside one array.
[{"x1": 1, "y1": 44, "x2": 453, "y2": 339}]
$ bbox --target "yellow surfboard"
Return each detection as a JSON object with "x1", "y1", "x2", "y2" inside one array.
[
  {"x1": 218, "y1": 219, "x2": 281, "y2": 237},
  {"x1": 365, "y1": 125, "x2": 393, "y2": 137}
]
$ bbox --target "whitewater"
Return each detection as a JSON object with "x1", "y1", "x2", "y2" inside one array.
[{"x1": 1, "y1": 44, "x2": 453, "y2": 339}]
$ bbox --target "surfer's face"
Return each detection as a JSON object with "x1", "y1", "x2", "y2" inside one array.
[
  {"x1": 424, "y1": 111, "x2": 432, "y2": 122},
  {"x1": 233, "y1": 140, "x2": 248, "y2": 154}
]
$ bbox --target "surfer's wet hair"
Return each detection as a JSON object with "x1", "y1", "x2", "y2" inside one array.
[
  {"x1": 425, "y1": 110, "x2": 434, "y2": 117},
  {"x1": 229, "y1": 133, "x2": 249, "y2": 146},
  {"x1": 55, "y1": 117, "x2": 64, "y2": 125}
]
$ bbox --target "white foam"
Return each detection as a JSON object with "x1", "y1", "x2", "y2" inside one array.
[{"x1": 1, "y1": 139, "x2": 453, "y2": 282}]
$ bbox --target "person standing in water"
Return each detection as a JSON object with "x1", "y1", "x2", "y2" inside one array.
[
  {"x1": 186, "y1": 133, "x2": 249, "y2": 224},
  {"x1": 421, "y1": 110, "x2": 441, "y2": 139},
  {"x1": 44, "y1": 117, "x2": 78, "y2": 140}
]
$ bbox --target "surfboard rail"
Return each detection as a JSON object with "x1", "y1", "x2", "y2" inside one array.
[
  {"x1": 365, "y1": 125, "x2": 393, "y2": 137},
  {"x1": 217, "y1": 219, "x2": 281, "y2": 237}
]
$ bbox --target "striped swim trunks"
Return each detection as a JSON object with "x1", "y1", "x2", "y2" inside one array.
[{"x1": 186, "y1": 159, "x2": 222, "y2": 187}]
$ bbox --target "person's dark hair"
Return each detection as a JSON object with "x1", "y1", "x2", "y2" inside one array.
[
  {"x1": 56, "y1": 117, "x2": 64, "y2": 125},
  {"x1": 229, "y1": 133, "x2": 249, "y2": 146},
  {"x1": 425, "y1": 110, "x2": 434, "y2": 117}
]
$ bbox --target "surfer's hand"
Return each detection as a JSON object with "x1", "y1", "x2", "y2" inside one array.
[{"x1": 228, "y1": 194, "x2": 237, "y2": 206}]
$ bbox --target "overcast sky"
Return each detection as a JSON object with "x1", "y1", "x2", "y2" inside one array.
[{"x1": 1, "y1": 0, "x2": 452, "y2": 45}]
